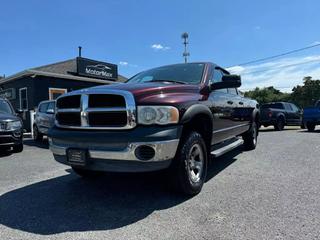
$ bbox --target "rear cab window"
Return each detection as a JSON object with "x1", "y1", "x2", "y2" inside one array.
[{"x1": 261, "y1": 103, "x2": 284, "y2": 109}]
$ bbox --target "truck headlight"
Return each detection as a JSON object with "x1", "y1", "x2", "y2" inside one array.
[
  {"x1": 5, "y1": 120, "x2": 22, "y2": 131},
  {"x1": 137, "y1": 106, "x2": 179, "y2": 125}
]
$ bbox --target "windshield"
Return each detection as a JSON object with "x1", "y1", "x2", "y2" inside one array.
[
  {"x1": 0, "y1": 99, "x2": 14, "y2": 114},
  {"x1": 127, "y1": 63, "x2": 205, "y2": 84}
]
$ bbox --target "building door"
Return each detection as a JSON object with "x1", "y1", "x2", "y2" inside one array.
[
  {"x1": 49, "y1": 88, "x2": 67, "y2": 100},
  {"x1": 19, "y1": 87, "x2": 28, "y2": 110}
]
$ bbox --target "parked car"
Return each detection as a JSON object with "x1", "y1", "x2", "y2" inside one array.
[
  {"x1": 302, "y1": 100, "x2": 320, "y2": 131},
  {"x1": 260, "y1": 102, "x2": 302, "y2": 130},
  {"x1": 33, "y1": 100, "x2": 55, "y2": 141},
  {"x1": 48, "y1": 62, "x2": 259, "y2": 195},
  {"x1": 0, "y1": 97, "x2": 23, "y2": 153}
]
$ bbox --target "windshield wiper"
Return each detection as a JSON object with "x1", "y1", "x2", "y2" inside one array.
[{"x1": 149, "y1": 79, "x2": 186, "y2": 84}]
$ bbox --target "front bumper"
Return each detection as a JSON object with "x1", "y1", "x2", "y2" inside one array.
[
  {"x1": 48, "y1": 125, "x2": 182, "y2": 172},
  {"x1": 0, "y1": 130, "x2": 23, "y2": 147}
]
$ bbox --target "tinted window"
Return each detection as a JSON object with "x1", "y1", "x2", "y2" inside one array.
[
  {"x1": 290, "y1": 104, "x2": 299, "y2": 112},
  {"x1": 0, "y1": 99, "x2": 13, "y2": 114},
  {"x1": 127, "y1": 63, "x2": 205, "y2": 84},
  {"x1": 212, "y1": 69, "x2": 227, "y2": 93},
  {"x1": 39, "y1": 103, "x2": 49, "y2": 113},
  {"x1": 212, "y1": 69, "x2": 223, "y2": 83},
  {"x1": 47, "y1": 102, "x2": 55, "y2": 112},
  {"x1": 284, "y1": 103, "x2": 293, "y2": 111},
  {"x1": 261, "y1": 103, "x2": 284, "y2": 109}
]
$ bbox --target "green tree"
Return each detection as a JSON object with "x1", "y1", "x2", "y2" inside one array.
[
  {"x1": 244, "y1": 86, "x2": 290, "y2": 105},
  {"x1": 291, "y1": 77, "x2": 320, "y2": 108}
]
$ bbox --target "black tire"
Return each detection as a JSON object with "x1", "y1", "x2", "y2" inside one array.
[
  {"x1": 243, "y1": 120, "x2": 258, "y2": 150},
  {"x1": 72, "y1": 166, "x2": 101, "y2": 178},
  {"x1": 169, "y1": 131, "x2": 208, "y2": 196},
  {"x1": 33, "y1": 125, "x2": 43, "y2": 141},
  {"x1": 306, "y1": 122, "x2": 316, "y2": 132},
  {"x1": 12, "y1": 143, "x2": 23, "y2": 153},
  {"x1": 274, "y1": 117, "x2": 285, "y2": 131}
]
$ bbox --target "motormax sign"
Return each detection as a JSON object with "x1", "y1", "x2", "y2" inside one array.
[{"x1": 76, "y1": 57, "x2": 118, "y2": 80}]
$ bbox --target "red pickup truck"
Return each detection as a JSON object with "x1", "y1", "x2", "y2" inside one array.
[{"x1": 49, "y1": 62, "x2": 259, "y2": 195}]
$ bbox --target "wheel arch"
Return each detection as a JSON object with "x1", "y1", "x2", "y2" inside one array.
[{"x1": 180, "y1": 104, "x2": 213, "y2": 149}]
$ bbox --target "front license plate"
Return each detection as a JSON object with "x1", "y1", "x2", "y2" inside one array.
[{"x1": 67, "y1": 149, "x2": 87, "y2": 165}]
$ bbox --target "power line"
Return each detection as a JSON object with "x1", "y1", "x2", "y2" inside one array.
[
  {"x1": 236, "y1": 58, "x2": 320, "y2": 75},
  {"x1": 228, "y1": 42, "x2": 320, "y2": 67}
]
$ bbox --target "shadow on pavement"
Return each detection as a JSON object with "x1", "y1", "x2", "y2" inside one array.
[
  {"x1": 0, "y1": 149, "x2": 12, "y2": 158},
  {"x1": 23, "y1": 138, "x2": 49, "y2": 149},
  {"x1": 0, "y1": 146, "x2": 242, "y2": 235}
]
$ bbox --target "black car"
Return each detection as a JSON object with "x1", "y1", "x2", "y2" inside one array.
[
  {"x1": 0, "y1": 97, "x2": 23, "y2": 153},
  {"x1": 260, "y1": 102, "x2": 302, "y2": 130}
]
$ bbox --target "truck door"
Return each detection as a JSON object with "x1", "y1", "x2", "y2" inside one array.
[
  {"x1": 283, "y1": 103, "x2": 295, "y2": 124},
  {"x1": 208, "y1": 68, "x2": 236, "y2": 144},
  {"x1": 290, "y1": 103, "x2": 302, "y2": 125}
]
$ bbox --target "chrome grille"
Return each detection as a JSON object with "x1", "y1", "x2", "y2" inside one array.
[{"x1": 55, "y1": 90, "x2": 136, "y2": 130}]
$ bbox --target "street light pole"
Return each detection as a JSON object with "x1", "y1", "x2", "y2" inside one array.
[{"x1": 181, "y1": 32, "x2": 190, "y2": 63}]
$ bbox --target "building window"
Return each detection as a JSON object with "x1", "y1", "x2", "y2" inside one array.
[
  {"x1": 49, "y1": 88, "x2": 67, "y2": 100},
  {"x1": 19, "y1": 87, "x2": 28, "y2": 110}
]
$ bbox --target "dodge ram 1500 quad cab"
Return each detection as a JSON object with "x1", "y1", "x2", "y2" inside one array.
[{"x1": 49, "y1": 62, "x2": 259, "y2": 195}]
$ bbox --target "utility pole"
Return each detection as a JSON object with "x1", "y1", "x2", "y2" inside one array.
[
  {"x1": 181, "y1": 32, "x2": 190, "y2": 63},
  {"x1": 78, "y1": 46, "x2": 82, "y2": 58}
]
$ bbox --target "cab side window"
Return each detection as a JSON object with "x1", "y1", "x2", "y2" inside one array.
[
  {"x1": 212, "y1": 69, "x2": 227, "y2": 93},
  {"x1": 39, "y1": 103, "x2": 49, "y2": 113},
  {"x1": 47, "y1": 102, "x2": 55, "y2": 113},
  {"x1": 228, "y1": 88, "x2": 238, "y2": 95}
]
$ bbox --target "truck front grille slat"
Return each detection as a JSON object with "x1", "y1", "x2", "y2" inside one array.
[
  {"x1": 88, "y1": 112, "x2": 127, "y2": 127},
  {"x1": 55, "y1": 91, "x2": 136, "y2": 130}
]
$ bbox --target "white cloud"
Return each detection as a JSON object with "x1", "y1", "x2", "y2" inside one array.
[
  {"x1": 227, "y1": 55, "x2": 320, "y2": 92},
  {"x1": 151, "y1": 44, "x2": 170, "y2": 51},
  {"x1": 119, "y1": 61, "x2": 137, "y2": 67}
]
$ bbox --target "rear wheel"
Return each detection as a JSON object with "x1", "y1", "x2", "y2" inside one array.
[
  {"x1": 72, "y1": 166, "x2": 101, "y2": 178},
  {"x1": 306, "y1": 122, "x2": 316, "y2": 132},
  {"x1": 243, "y1": 121, "x2": 258, "y2": 150},
  {"x1": 12, "y1": 143, "x2": 23, "y2": 153},
  {"x1": 170, "y1": 131, "x2": 208, "y2": 196},
  {"x1": 274, "y1": 118, "x2": 285, "y2": 131},
  {"x1": 33, "y1": 125, "x2": 43, "y2": 141}
]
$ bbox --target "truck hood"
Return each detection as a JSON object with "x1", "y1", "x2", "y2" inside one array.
[{"x1": 86, "y1": 82, "x2": 205, "y2": 105}]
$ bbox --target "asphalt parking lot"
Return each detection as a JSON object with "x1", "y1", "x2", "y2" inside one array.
[{"x1": 0, "y1": 127, "x2": 319, "y2": 240}]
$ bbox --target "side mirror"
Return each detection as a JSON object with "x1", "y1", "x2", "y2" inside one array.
[
  {"x1": 46, "y1": 109, "x2": 55, "y2": 114},
  {"x1": 16, "y1": 109, "x2": 24, "y2": 114},
  {"x1": 211, "y1": 74, "x2": 241, "y2": 90}
]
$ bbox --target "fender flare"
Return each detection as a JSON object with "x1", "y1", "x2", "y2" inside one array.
[{"x1": 180, "y1": 104, "x2": 213, "y2": 124}]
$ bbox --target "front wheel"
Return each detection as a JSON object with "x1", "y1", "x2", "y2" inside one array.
[
  {"x1": 274, "y1": 118, "x2": 285, "y2": 131},
  {"x1": 170, "y1": 131, "x2": 208, "y2": 196},
  {"x1": 12, "y1": 143, "x2": 23, "y2": 153},
  {"x1": 306, "y1": 122, "x2": 316, "y2": 132},
  {"x1": 33, "y1": 125, "x2": 43, "y2": 141},
  {"x1": 243, "y1": 121, "x2": 258, "y2": 150}
]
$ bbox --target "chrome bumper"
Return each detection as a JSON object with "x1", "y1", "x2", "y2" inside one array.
[{"x1": 49, "y1": 139, "x2": 179, "y2": 162}]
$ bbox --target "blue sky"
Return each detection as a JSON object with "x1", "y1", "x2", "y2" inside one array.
[{"x1": 1, "y1": 0, "x2": 320, "y2": 91}]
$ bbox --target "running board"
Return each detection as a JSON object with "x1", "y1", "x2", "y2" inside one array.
[{"x1": 211, "y1": 138, "x2": 243, "y2": 157}]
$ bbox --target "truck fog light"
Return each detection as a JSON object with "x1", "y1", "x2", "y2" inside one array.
[
  {"x1": 13, "y1": 131, "x2": 21, "y2": 138},
  {"x1": 135, "y1": 145, "x2": 155, "y2": 161}
]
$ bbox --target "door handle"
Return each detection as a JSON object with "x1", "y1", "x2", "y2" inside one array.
[
  {"x1": 227, "y1": 101, "x2": 233, "y2": 105},
  {"x1": 239, "y1": 101, "x2": 244, "y2": 105}
]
